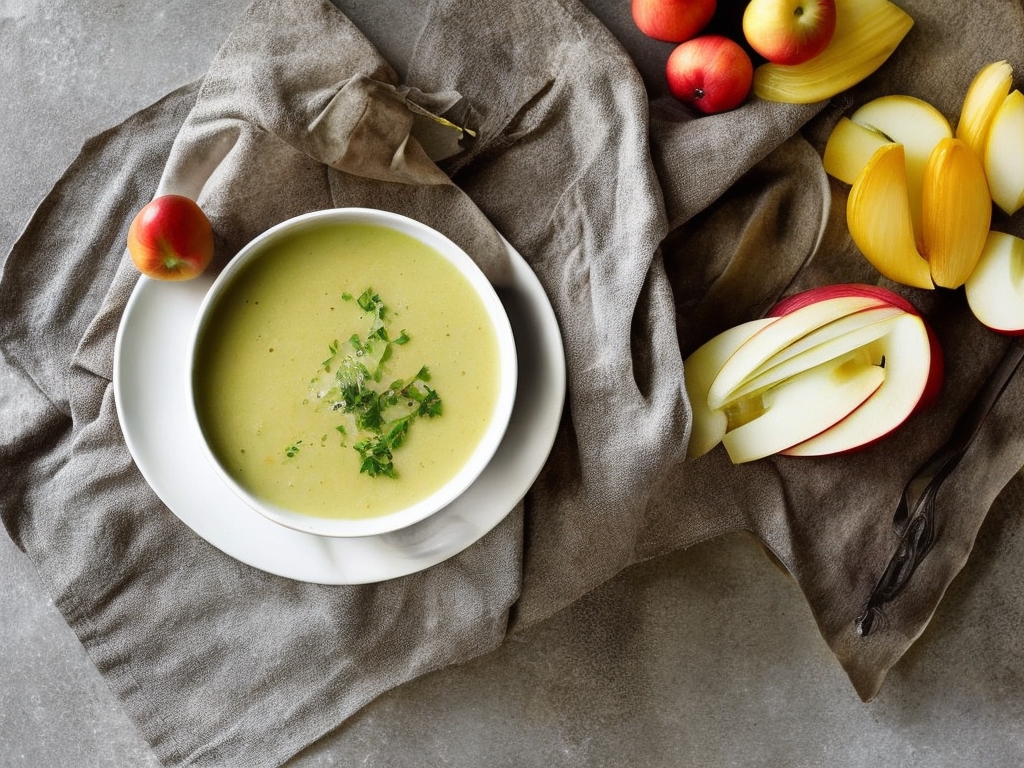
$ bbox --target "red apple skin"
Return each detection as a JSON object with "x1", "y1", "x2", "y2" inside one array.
[
  {"x1": 768, "y1": 283, "x2": 917, "y2": 318},
  {"x1": 632, "y1": 0, "x2": 717, "y2": 43},
  {"x1": 666, "y1": 35, "x2": 754, "y2": 114},
  {"x1": 742, "y1": 0, "x2": 836, "y2": 66},
  {"x1": 127, "y1": 194, "x2": 214, "y2": 281},
  {"x1": 768, "y1": 284, "x2": 944, "y2": 451}
]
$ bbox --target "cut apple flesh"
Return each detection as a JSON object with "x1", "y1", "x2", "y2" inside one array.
[
  {"x1": 965, "y1": 231, "x2": 1024, "y2": 335},
  {"x1": 756, "y1": 303, "x2": 903, "y2": 365},
  {"x1": 683, "y1": 286, "x2": 940, "y2": 464},
  {"x1": 721, "y1": 354, "x2": 885, "y2": 464},
  {"x1": 725, "y1": 307, "x2": 903, "y2": 403},
  {"x1": 707, "y1": 294, "x2": 889, "y2": 410},
  {"x1": 684, "y1": 318, "x2": 778, "y2": 459},
  {"x1": 782, "y1": 312, "x2": 933, "y2": 455},
  {"x1": 823, "y1": 117, "x2": 891, "y2": 185}
]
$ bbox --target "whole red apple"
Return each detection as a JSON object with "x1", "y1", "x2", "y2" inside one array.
[
  {"x1": 666, "y1": 35, "x2": 753, "y2": 114},
  {"x1": 742, "y1": 0, "x2": 836, "y2": 66},
  {"x1": 127, "y1": 194, "x2": 214, "y2": 281},
  {"x1": 632, "y1": 0, "x2": 717, "y2": 43}
]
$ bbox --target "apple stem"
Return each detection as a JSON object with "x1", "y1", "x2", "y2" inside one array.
[
  {"x1": 694, "y1": 88, "x2": 705, "y2": 101},
  {"x1": 794, "y1": 5, "x2": 804, "y2": 16}
]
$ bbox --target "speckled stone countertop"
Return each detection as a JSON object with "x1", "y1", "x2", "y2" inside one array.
[{"x1": 3, "y1": 2, "x2": 1024, "y2": 766}]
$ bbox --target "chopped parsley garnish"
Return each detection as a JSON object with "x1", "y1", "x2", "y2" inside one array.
[{"x1": 287, "y1": 288, "x2": 442, "y2": 479}]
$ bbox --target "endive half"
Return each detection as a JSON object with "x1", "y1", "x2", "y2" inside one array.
[
  {"x1": 921, "y1": 137, "x2": 991, "y2": 288},
  {"x1": 847, "y1": 143, "x2": 934, "y2": 289},
  {"x1": 984, "y1": 89, "x2": 1024, "y2": 215},
  {"x1": 956, "y1": 60, "x2": 1013, "y2": 157}
]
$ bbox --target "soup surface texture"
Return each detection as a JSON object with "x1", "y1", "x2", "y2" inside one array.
[{"x1": 193, "y1": 222, "x2": 502, "y2": 520}]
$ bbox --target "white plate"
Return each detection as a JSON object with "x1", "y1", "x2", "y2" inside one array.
[{"x1": 113, "y1": 235, "x2": 565, "y2": 584}]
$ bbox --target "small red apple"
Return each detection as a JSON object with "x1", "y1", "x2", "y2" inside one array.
[
  {"x1": 741, "y1": 0, "x2": 836, "y2": 66},
  {"x1": 127, "y1": 194, "x2": 214, "y2": 281},
  {"x1": 665, "y1": 35, "x2": 753, "y2": 114},
  {"x1": 632, "y1": 0, "x2": 717, "y2": 43}
]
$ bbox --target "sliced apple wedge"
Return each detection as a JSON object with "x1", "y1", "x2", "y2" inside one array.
[
  {"x1": 707, "y1": 294, "x2": 890, "y2": 410},
  {"x1": 684, "y1": 318, "x2": 778, "y2": 459},
  {"x1": 782, "y1": 312, "x2": 935, "y2": 455},
  {"x1": 965, "y1": 231, "x2": 1024, "y2": 335},
  {"x1": 721, "y1": 354, "x2": 885, "y2": 464},
  {"x1": 752, "y1": 0, "x2": 913, "y2": 104},
  {"x1": 851, "y1": 94, "x2": 953, "y2": 149},
  {"x1": 957, "y1": 60, "x2": 1014, "y2": 158},
  {"x1": 725, "y1": 306, "x2": 903, "y2": 403},
  {"x1": 984, "y1": 89, "x2": 1024, "y2": 216},
  {"x1": 823, "y1": 117, "x2": 891, "y2": 185},
  {"x1": 847, "y1": 143, "x2": 935, "y2": 290}
]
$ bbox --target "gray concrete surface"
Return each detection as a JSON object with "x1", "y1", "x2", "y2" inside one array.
[{"x1": 4, "y1": 1, "x2": 1024, "y2": 766}]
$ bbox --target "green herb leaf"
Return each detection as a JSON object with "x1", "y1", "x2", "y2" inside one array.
[{"x1": 302, "y1": 288, "x2": 443, "y2": 480}]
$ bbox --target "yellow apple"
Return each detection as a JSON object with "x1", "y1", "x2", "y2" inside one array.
[{"x1": 743, "y1": 0, "x2": 837, "y2": 66}]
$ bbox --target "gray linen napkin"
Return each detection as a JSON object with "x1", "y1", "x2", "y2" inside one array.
[{"x1": 3, "y1": 0, "x2": 1024, "y2": 765}]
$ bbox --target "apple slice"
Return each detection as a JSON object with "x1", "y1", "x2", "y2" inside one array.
[
  {"x1": 965, "y1": 231, "x2": 1024, "y2": 335},
  {"x1": 782, "y1": 312, "x2": 936, "y2": 455},
  {"x1": 847, "y1": 143, "x2": 935, "y2": 290},
  {"x1": 725, "y1": 306, "x2": 903, "y2": 402},
  {"x1": 771, "y1": 282, "x2": 943, "y2": 411},
  {"x1": 707, "y1": 294, "x2": 890, "y2": 410},
  {"x1": 984, "y1": 89, "x2": 1024, "y2": 216},
  {"x1": 684, "y1": 318, "x2": 778, "y2": 459},
  {"x1": 823, "y1": 117, "x2": 891, "y2": 185},
  {"x1": 721, "y1": 353, "x2": 885, "y2": 464},
  {"x1": 956, "y1": 60, "x2": 1014, "y2": 157},
  {"x1": 850, "y1": 94, "x2": 953, "y2": 247}
]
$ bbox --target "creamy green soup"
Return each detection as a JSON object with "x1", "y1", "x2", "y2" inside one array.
[{"x1": 193, "y1": 222, "x2": 502, "y2": 520}]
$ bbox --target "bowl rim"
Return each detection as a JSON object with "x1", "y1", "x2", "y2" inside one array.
[{"x1": 186, "y1": 207, "x2": 518, "y2": 538}]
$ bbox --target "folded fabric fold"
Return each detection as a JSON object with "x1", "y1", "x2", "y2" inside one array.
[{"x1": 3, "y1": 0, "x2": 1024, "y2": 766}]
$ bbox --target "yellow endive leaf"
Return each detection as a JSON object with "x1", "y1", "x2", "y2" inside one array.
[
  {"x1": 848, "y1": 143, "x2": 934, "y2": 289},
  {"x1": 922, "y1": 138, "x2": 992, "y2": 288},
  {"x1": 984, "y1": 89, "x2": 1024, "y2": 215},
  {"x1": 956, "y1": 60, "x2": 1013, "y2": 158},
  {"x1": 752, "y1": 0, "x2": 914, "y2": 104},
  {"x1": 848, "y1": 95, "x2": 953, "y2": 251}
]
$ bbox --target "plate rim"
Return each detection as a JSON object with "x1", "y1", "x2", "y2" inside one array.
[{"x1": 112, "y1": 227, "x2": 565, "y2": 584}]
